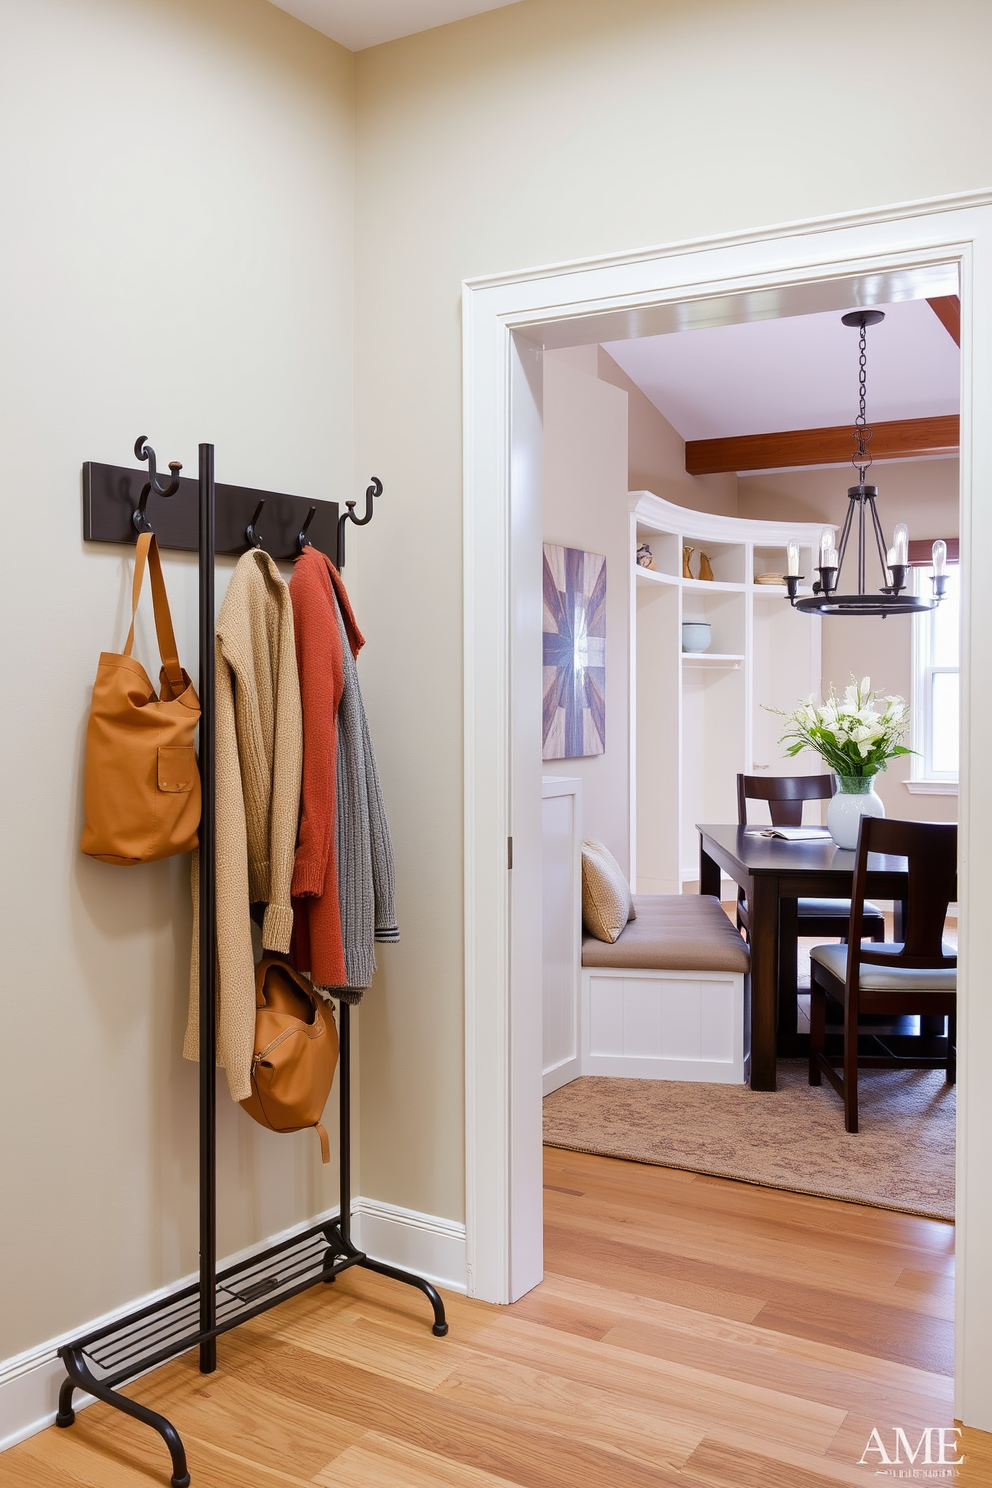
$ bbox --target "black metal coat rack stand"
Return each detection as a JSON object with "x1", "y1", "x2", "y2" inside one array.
[{"x1": 57, "y1": 441, "x2": 446, "y2": 1488}]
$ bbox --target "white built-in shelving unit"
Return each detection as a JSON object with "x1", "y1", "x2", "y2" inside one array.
[{"x1": 630, "y1": 492, "x2": 825, "y2": 894}]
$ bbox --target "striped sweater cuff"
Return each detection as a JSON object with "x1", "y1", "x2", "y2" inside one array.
[{"x1": 374, "y1": 925, "x2": 400, "y2": 944}]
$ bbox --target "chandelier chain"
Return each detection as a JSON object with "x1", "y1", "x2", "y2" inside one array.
[{"x1": 852, "y1": 320, "x2": 873, "y2": 476}]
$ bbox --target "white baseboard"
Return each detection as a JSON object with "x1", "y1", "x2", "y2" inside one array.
[
  {"x1": 0, "y1": 1353, "x2": 82, "y2": 1458},
  {"x1": 0, "y1": 1196, "x2": 465, "y2": 1458},
  {"x1": 543, "y1": 1054, "x2": 581, "y2": 1096},
  {"x1": 352, "y1": 1198, "x2": 467, "y2": 1295}
]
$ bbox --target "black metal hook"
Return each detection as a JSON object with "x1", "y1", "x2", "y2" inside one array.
[
  {"x1": 336, "y1": 476, "x2": 382, "y2": 569},
  {"x1": 296, "y1": 505, "x2": 317, "y2": 555},
  {"x1": 245, "y1": 499, "x2": 265, "y2": 550},
  {"x1": 133, "y1": 435, "x2": 182, "y2": 534}
]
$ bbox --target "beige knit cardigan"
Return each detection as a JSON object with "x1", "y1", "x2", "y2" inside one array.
[{"x1": 184, "y1": 549, "x2": 303, "y2": 1101}]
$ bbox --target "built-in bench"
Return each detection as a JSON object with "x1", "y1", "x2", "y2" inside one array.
[{"x1": 582, "y1": 894, "x2": 751, "y2": 1083}]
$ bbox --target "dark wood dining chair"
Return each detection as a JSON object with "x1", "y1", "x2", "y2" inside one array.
[
  {"x1": 736, "y1": 774, "x2": 886, "y2": 1036},
  {"x1": 809, "y1": 816, "x2": 957, "y2": 1132}
]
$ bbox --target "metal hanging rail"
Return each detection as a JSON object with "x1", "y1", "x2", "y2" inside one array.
[{"x1": 58, "y1": 440, "x2": 446, "y2": 1488}]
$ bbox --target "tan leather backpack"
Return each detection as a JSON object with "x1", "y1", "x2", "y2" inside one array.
[
  {"x1": 80, "y1": 532, "x2": 201, "y2": 865},
  {"x1": 240, "y1": 955, "x2": 339, "y2": 1161}
]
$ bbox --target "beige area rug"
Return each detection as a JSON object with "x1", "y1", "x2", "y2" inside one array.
[{"x1": 543, "y1": 1063, "x2": 955, "y2": 1220}]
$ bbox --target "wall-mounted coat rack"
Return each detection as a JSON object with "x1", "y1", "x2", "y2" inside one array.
[
  {"x1": 58, "y1": 439, "x2": 444, "y2": 1488},
  {"x1": 83, "y1": 436, "x2": 343, "y2": 561}
]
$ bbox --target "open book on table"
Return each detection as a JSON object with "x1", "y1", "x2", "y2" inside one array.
[{"x1": 748, "y1": 826, "x2": 831, "y2": 841}]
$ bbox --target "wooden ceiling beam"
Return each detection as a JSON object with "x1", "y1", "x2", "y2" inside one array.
[
  {"x1": 909, "y1": 537, "x2": 958, "y2": 565},
  {"x1": 927, "y1": 294, "x2": 961, "y2": 346},
  {"x1": 685, "y1": 415, "x2": 959, "y2": 476}
]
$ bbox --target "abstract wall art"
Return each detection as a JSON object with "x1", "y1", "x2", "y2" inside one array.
[{"x1": 542, "y1": 543, "x2": 606, "y2": 759}]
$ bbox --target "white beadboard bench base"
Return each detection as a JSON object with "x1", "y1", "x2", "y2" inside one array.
[{"x1": 581, "y1": 966, "x2": 750, "y2": 1084}]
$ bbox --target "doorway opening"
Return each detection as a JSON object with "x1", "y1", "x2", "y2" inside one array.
[
  {"x1": 462, "y1": 191, "x2": 992, "y2": 1429},
  {"x1": 540, "y1": 297, "x2": 959, "y2": 1202}
]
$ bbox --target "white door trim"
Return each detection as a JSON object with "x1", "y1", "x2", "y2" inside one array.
[{"x1": 462, "y1": 189, "x2": 992, "y2": 1429}]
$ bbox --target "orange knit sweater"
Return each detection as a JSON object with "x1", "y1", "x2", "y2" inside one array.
[{"x1": 289, "y1": 546, "x2": 364, "y2": 989}]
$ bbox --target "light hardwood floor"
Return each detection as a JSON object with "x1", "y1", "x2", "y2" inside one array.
[{"x1": 7, "y1": 1149, "x2": 991, "y2": 1487}]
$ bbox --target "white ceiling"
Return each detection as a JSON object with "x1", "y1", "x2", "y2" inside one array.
[
  {"x1": 267, "y1": 0, "x2": 520, "y2": 51},
  {"x1": 602, "y1": 297, "x2": 960, "y2": 443}
]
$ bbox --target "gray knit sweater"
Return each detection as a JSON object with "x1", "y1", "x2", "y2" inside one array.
[{"x1": 311, "y1": 592, "x2": 398, "y2": 1002}]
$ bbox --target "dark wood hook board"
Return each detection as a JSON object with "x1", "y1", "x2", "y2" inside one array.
[{"x1": 83, "y1": 461, "x2": 339, "y2": 561}]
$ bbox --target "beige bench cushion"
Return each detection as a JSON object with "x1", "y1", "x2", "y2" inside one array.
[
  {"x1": 811, "y1": 942, "x2": 956, "y2": 991},
  {"x1": 582, "y1": 895, "x2": 750, "y2": 974}
]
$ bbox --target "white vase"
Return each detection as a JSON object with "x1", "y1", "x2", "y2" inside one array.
[{"x1": 826, "y1": 775, "x2": 885, "y2": 849}]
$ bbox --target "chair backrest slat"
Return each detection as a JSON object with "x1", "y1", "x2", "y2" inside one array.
[
  {"x1": 852, "y1": 816, "x2": 957, "y2": 975},
  {"x1": 737, "y1": 773, "x2": 835, "y2": 828}
]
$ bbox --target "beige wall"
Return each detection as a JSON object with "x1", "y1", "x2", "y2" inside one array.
[
  {"x1": 598, "y1": 350, "x2": 738, "y2": 517},
  {"x1": 352, "y1": 0, "x2": 988, "y2": 1229},
  {"x1": 0, "y1": 0, "x2": 354, "y2": 1360},
  {"x1": 542, "y1": 347, "x2": 631, "y2": 869},
  {"x1": 740, "y1": 460, "x2": 960, "y2": 821}
]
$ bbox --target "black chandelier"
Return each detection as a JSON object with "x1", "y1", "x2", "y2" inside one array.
[{"x1": 785, "y1": 309, "x2": 947, "y2": 617}]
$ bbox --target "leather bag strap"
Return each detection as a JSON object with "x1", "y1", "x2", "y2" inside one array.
[
  {"x1": 255, "y1": 955, "x2": 321, "y2": 1011},
  {"x1": 123, "y1": 533, "x2": 185, "y2": 690}
]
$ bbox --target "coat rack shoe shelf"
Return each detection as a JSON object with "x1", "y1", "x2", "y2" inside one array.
[{"x1": 60, "y1": 439, "x2": 446, "y2": 1488}]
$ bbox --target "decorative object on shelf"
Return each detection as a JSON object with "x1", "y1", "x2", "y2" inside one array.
[
  {"x1": 784, "y1": 311, "x2": 947, "y2": 617},
  {"x1": 543, "y1": 543, "x2": 606, "y2": 759},
  {"x1": 774, "y1": 678, "x2": 912, "y2": 848},
  {"x1": 681, "y1": 622, "x2": 712, "y2": 654},
  {"x1": 636, "y1": 542, "x2": 655, "y2": 570},
  {"x1": 697, "y1": 551, "x2": 715, "y2": 582},
  {"x1": 682, "y1": 545, "x2": 694, "y2": 578},
  {"x1": 755, "y1": 572, "x2": 786, "y2": 585}
]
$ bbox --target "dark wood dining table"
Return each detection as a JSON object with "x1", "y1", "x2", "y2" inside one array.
[{"x1": 697, "y1": 824, "x2": 910, "y2": 1092}]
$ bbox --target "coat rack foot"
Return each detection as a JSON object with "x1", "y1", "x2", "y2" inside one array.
[
  {"x1": 56, "y1": 1374, "x2": 77, "y2": 1427},
  {"x1": 357, "y1": 1255, "x2": 449, "y2": 1336},
  {"x1": 57, "y1": 1347, "x2": 189, "y2": 1488}
]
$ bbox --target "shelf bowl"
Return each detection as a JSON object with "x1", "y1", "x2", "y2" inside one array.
[{"x1": 681, "y1": 622, "x2": 712, "y2": 653}]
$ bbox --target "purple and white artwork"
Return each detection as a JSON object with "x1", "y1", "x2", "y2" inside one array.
[{"x1": 542, "y1": 543, "x2": 606, "y2": 760}]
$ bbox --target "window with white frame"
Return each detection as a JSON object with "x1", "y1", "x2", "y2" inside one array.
[{"x1": 911, "y1": 562, "x2": 960, "y2": 783}]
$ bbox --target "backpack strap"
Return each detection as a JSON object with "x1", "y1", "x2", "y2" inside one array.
[
  {"x1": 123, "y1": 532, "x2": 185, "y2": 692},
  {"x1": 315, "y1": 1123, "x2": 330, "y2": 1164}
]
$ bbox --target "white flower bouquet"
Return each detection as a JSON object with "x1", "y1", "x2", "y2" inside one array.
[{"x1": 777, "y1": 677, "x2": 912, "y2": 779}]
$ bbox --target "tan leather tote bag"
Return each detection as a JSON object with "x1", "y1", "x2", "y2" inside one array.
[
  {"x1": 241, "y1": 955, "x2": 339, "y2": 1162},
  {"x1": 80, "y1": 532, "x2": 201, "y2": 865}
]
